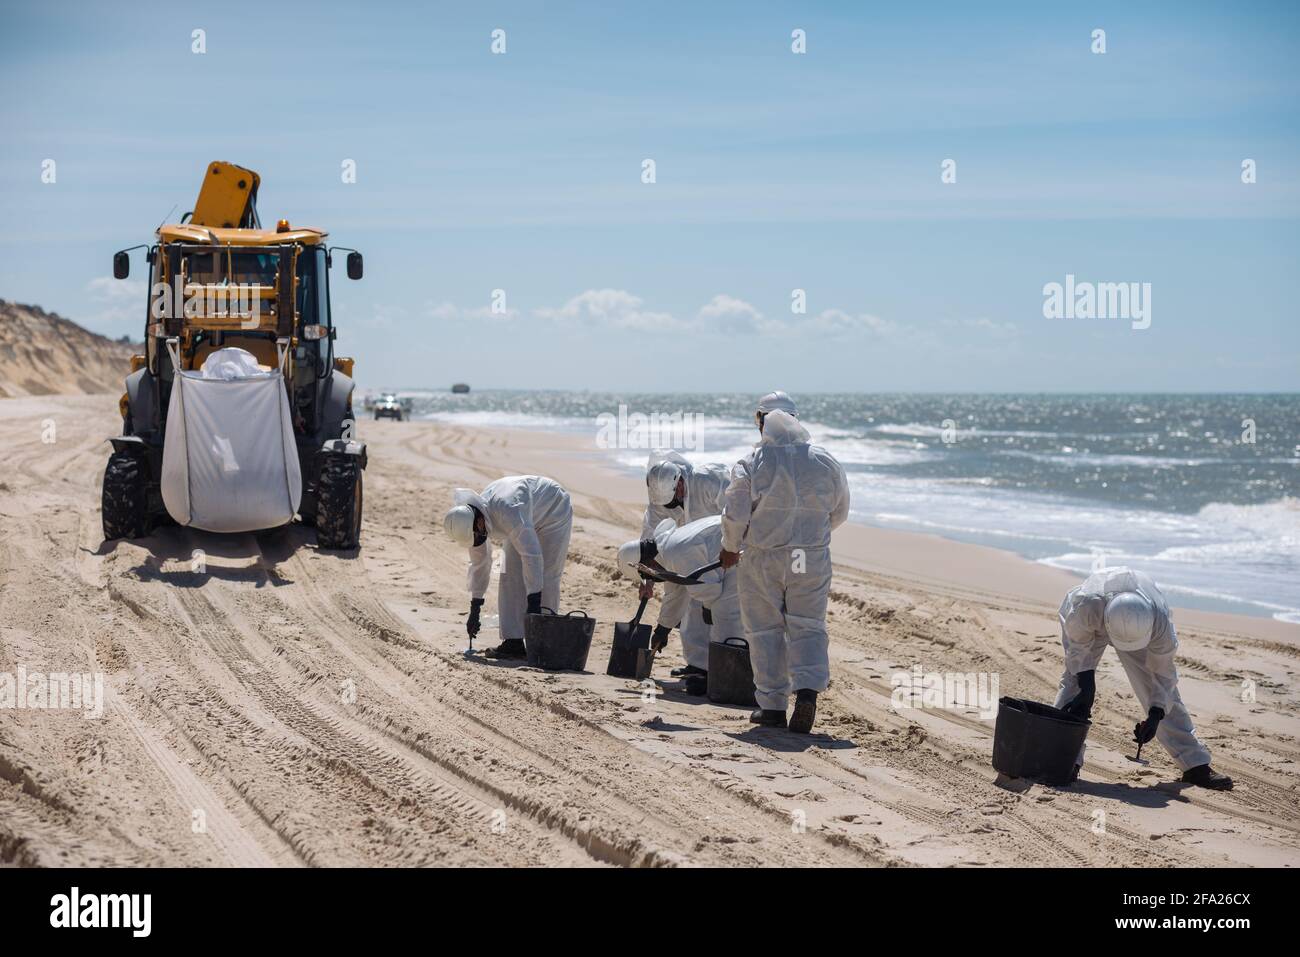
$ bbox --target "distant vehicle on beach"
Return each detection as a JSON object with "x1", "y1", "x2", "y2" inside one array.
[{"x1": 372, "y1": 393, "x2": 407, "y2": 421}]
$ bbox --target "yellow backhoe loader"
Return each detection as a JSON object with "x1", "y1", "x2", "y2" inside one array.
[{"x1": 103, "y1": 161, "x2": 366, "y2": 549}]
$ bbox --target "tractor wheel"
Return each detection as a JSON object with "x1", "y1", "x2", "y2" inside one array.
[
  {"x1": 102, "y1": 450, "x2": 149, "y2": 540},
  {"x1": 316, "y1": 455, "x2": 363, "y2": 550}
]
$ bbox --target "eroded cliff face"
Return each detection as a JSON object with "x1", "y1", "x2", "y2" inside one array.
[{"x1": 0, "y1": 299, "x2": 138, "y2": 397}]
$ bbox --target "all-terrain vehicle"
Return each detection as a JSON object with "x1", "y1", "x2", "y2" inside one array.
[
  {"x1": 372, "y1": 393, "x2": 405, "y2": 421},
  {"x1": 102, "y1": 161, "x2": 367, "y2": 549}
]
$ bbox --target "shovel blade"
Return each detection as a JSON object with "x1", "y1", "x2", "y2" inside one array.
[{"x1": 634, "y1": 648, "x2": 656, "y2": 681}]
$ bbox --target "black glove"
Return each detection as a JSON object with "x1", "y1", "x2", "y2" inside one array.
[
  {"x1": 466, "y1": 598, "x2": 484, "y2": 638},
  {"x1": 1134, "y1": 706, "x2": 1165, "y2": 745},
  {"x1": 701, "y1": 607, "x2": 713, "y2": 626},
  {"x1": 526, "y1": 592, "x2": 542, "y2": 616},
  {"x1": 1062, "y1": 669, "x2": 1095, "y2": 719},
  {"x1": 650, "y1": 624, "x2": 672, "y2": 652}
]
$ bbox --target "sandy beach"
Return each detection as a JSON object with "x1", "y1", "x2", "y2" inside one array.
[{"x1": 1, "y1": 393, "x2": 1297, "y2": 867}]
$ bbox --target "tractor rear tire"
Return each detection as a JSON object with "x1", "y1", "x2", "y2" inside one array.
[
  {"x1": 102, "y1": 450, "x2": 149, "y2": 540},
  {"x1": 316, "y1": 455, "x2": 363, "y2": 550}
]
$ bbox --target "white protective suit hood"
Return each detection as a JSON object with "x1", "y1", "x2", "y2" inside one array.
[
  {"x1": 446, "y1": 488, "x2": 490, "y2": 545},
  {"x1": 757, "y1": 391, "x2": 798, "y2": 416},
  {"x1": 617, "y1": 539, "x2": 644, "y2": 578},
  {"x1": 759, "y1": 409, "x2": 811, "y2": 445},
  {"x1": 618, "y1": 518, "x2": 678, "y2": 578},
  {"x1": 444, "y1": 505, "x2": 477, "y2": 546},
  {"x1": 646, "y1": 460, "x2": 685, "y2": 507},
  {"x1": 452, "y1": 488, "x2": 488, "y2": 527},
  {"x1": 1104, "y1": 591, "x2": 1156, "y2": 651},
  {"x1": 652, "y1": 517, "x2": 679, "y2": 550}
]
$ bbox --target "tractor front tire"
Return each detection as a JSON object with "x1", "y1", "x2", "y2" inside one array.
[
  {"x1": 316, "y1": 455, "x2": 363, "y2": 550},
  {"x1": 102, "y1": 450, "x2": 149, "y2": 540}
]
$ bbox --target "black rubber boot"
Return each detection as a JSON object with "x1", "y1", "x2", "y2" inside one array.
[
  {"x1": 749, "y1": 708, "x2": 787, "y2": 728},
  {"x1": 485, "y1": 638, "x2": 527, "y2": 660},
  {"x1": 1181, "y1": 764, "x2": 1233, "y2": 791},
  {"x1": 789, "y1": 689, "x2": 818, "y2": 734},
  {"x1": 670, "y1": 664, "x2": 706, "y2": 678},
  {"x1": 681, "y1": 672, "x2": 708, "y2": 696}
]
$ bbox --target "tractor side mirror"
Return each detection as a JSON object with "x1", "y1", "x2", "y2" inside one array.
[
  {"x1": 346, "y1": 251, "x2": 363, "y2": 280},
  {"x1": 113, "y1": 251, "x2": 130, "y2": 280}
]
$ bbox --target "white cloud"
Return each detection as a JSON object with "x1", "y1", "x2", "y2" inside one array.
[
  {"x1": 695, "y1": 294, "x2": 787, "y2": 336},
  {"x1": 695, "y1": 297, "x2": 905, "y2": 340},
  {"x1": 804, "y1": 308, "x2": 902, "y2": 338},
  {"x1": 941, "y1": 317, "x2": 1018, "y2": 339},
  {"x1": 533, "y1": 288, "x2": 683, "y2": 332},
  {"x1": 88, "y1": 275, "x2": 145, "y2": 301},
  {"x1": 85, "y1": 275, "x2": 147, "y2": 329},
  {"x1": 417, "y1": 288, "x2": 925, "y2": 344}
]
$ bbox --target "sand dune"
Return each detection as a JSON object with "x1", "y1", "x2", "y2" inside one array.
[
  {"x1": 0, "y1": 394, "x2": 1296, "y2": 866},
  {"x1": 0, "y1": 300, "x2": 136, "y2": 398}
]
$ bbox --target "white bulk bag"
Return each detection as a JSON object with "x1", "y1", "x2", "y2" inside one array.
[{"x1": 161, "y1": 343, "x2": 302, "y2": 533}]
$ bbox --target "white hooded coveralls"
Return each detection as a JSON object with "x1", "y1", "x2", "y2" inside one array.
[
  {"x1": 721, "y1": 411, "x2": 850, "y2": 711},
  {"x1": 1053, "y1": 566, "x2": 1211, "y2": 771},
  {"x1": 641, "y1": 452, "x2": 731, "y2": 671},
  {"x1": 458, "y1": 476, "x2": 573, "y2": 643},
  {"x1": 651, "y1": 516, "x2": 741, "y2": 668}
]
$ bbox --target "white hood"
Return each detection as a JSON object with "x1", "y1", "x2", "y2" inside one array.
[{"x1": 759, "y1": 409, "x2": 811, "y2": 446}]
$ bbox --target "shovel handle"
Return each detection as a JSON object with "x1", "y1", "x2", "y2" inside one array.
[
  {"x1": 643, "y1": 560, "x2": 724, "y2": 587},
  {"x1": 630, "y1": 597, "x2": 649, "y2": 629},
  {"x1": 687, "y1": 560, "x2": 723, "y2": 581}
]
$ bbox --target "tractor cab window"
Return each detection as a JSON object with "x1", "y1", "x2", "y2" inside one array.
[
  {"x1": 184, "y1": 250, "x2": 279, "y2": 288},
  {"x1": 295, "y1": 247, "x2": 331, "y2": 332},
  {"x1": 290, "y1": 247, "x2": 332, "y2": 428}
]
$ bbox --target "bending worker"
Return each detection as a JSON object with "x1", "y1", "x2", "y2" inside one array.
[
  {"x1": 720, "y1": 392, "x2": 850, "y2": 734},
  {"x1": 617, "y1": 515, "x2": 740, "y2": 694},
  {"x1": 638, "y1": 450, "x2": 731, "y2": 681},
  {"x1": 1055, "y1": 566, "x2": 1232, "y2": 790},
  {"x1": 443, "y1": 475, "x2": 573, "y2": 660}
]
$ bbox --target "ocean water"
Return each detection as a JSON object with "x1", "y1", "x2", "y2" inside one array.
[{"x1": 398, "y1": 391, "x2": 1300, "y2": 623}]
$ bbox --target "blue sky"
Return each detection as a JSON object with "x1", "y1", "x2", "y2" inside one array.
[{"x1": 1, "y1": 0, "x2": 1297, "y2": 392}]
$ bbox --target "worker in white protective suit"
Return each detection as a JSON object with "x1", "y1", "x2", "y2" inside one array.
[
  {"x1": 1054, "y1": 566, "x2": 1232, "y2": 790},
  {"x1": 617, "y1": 516, "x2": 741, "y2": 694},
  {"x1": 720, "y1": 393, "x2": 850, "y2": 733},
  {"x1": 443, "y1": 476, "x2": 573, "y2": 660},
  {"x1": 638, "y1": 450, "x2": 731, "y2": 680}
]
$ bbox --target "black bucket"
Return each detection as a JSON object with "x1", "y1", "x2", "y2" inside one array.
[
  {"x1": 524, "y1": 608, "x2": 595, "y2": 672},
  {"x1": 707, "y1": 637, "x2": 757, "y2": 706},
  {"x1": 607, "y1": 598, "x2": 652, "y2": 679},
  {"x1": 991, "y1": 696, "x2": 1090, "y2": 785}
]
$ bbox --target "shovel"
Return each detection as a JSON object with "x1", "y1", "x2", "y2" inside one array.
[
  {"x1": 632, "y1": 561, "x2": 724, "y2": 681},
  {"x1": 607, "y1": 597, "x2": 652, "y2": 679}
]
